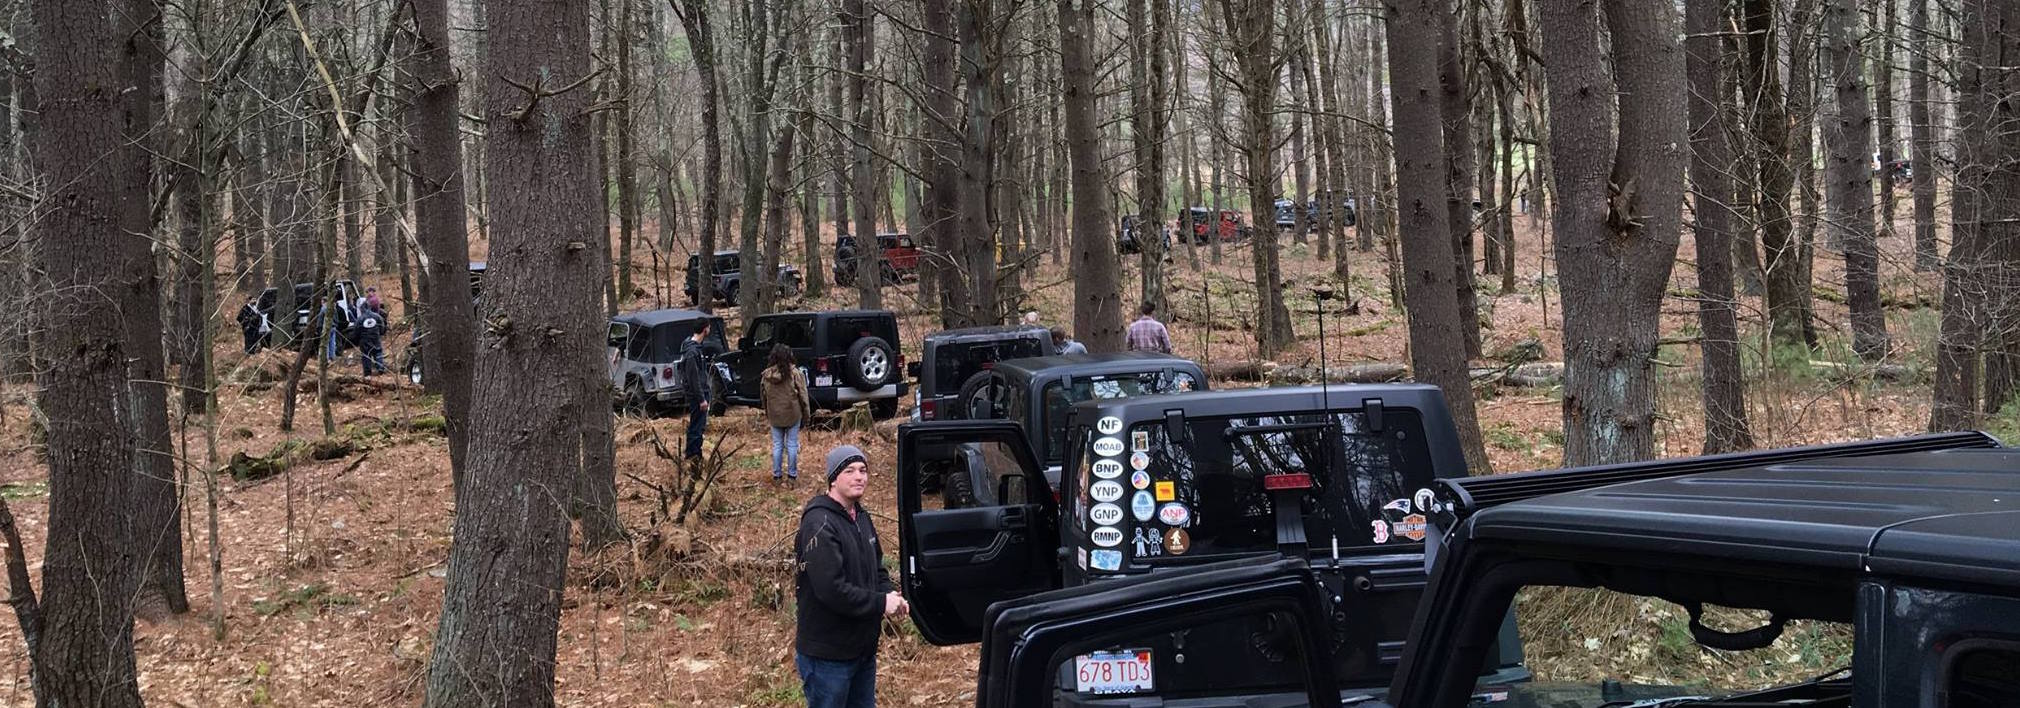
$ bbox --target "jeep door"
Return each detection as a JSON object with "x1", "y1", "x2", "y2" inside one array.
[
  {"x1": 898, "y1": 421, "x2": 1061, "y2": 645},
  {"x1": 976, "y1": 557, "x2": 1339, "y2": 708},
  {"x1": 606, "y1": 321, "x2": 633, "y2": 390},
  {"x1": 732, "y1": 314, "x2": 815, "y2": 402}
]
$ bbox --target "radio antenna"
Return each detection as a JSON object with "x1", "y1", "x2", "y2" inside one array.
[{"x1": 1313, "y1": 285, "x2": 1333, "y2": 408}]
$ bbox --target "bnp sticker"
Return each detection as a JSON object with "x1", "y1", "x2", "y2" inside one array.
[
  {"x1": 1090, "y1": 503, "x2": 1126, "y2": 526},
  {"x1": 1129, "y1": 451, "x2": 1151, "y2": 471},
  {"x1": 1131, "y1": 491, "x2": 1156, "y2": 522},
  {"x1": 1091, "y1": 459, "x2": 1125, "y2": 479},
  {"x1": 1092, "y1": 437, "x2": 1126, "y2": 457},
  {"x1": 1090, "y1": 526, "x2": 1124, "y2": 547},
  {"x1": 1089, "y1": 549, "x2": 1123, "y2": 572},
  {"x1": 1163, "y1": 528, "x2": 1192, "y2": 555},
  {"x1": 1096, "y1": 416, "x2": 1124, "y2": 435},
  {"x1": 1154, "y1": 481, "x2": 1176, "y2": 502},
  {"x1": 1158, "y1": 503, "x2": 1191, "y2": 527},
  {"x1": 1130, "y1": 470, "x2": 1151, "y2": 490},
  {"x1": 1090, "y1": 480, "x2": 1125, "y2": 503}
]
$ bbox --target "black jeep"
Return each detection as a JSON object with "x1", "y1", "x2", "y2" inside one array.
[
  {"x1": 1117, "y1": 215, "x2": 1172, "y2": 255},
  {"x1": 897, "y1": 384, "x2": 1526, "y2": 706},
  {"x1": 256, "y1": 279, "x2": 361, "y2": 349},
  {"x1": 684, "y1": 250, "x2": 803, "y2": 305},
  {"x1": 908, "y1": 325, "x2": 1054, "y2": 422},
  {"x1": 973, "y1": 430, "x2": 2020, "y2": 708},
  {"x1": 720, "y1": 309, "x2": 907, "y2": 419}
]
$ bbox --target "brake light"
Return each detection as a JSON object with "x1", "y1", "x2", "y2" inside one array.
[
  {"x1": 1263, "y1": 473, "x2": 1313, "y2": 491},
  {"x1": 815, "y1": 359, "x2": 829, "y2": 373},
  {"x1": 661, "y1": 366, "x2": 674, "y2": 379},
  {"x1": 920, "y1": 400, "x2": 937, "y2": 420}
]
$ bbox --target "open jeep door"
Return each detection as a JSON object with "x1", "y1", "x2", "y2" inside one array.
[
  {"x1": 897, "y1": 421, "x2": 1061, "y2": 645},
  {"x1": 977, "y1": 557, "x2": 1340, "y2": 708}
]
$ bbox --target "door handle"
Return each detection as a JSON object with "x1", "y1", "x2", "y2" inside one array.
[{"x1": 1000, "y1": 507, "x2": 1028, "y2": 530}]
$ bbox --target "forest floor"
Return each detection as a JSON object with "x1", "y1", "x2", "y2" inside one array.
[{"x1": 0, "y1": 207, "x2": 1998, "y2": 706}]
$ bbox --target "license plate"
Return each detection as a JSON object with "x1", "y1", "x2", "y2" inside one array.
[
  {"x1": 1074, "y1": 649, "x2": 1153, "y2": 694},
  {"x1": 815, "y1": 374, "x2": 834, "y2": 387}
]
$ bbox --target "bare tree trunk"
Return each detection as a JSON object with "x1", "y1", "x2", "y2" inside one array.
[
  {"x1": 1745, "y1": 0, "x2": 1814, "y2": 348},
  {"x1": 1219, "y1": 0, "x2": 1295, "y2": 357},
  {"x1": 411, "y1": 0, "x2": 477, "y2": 490},
  {"x1": 1822, "y1": 0, "x2": 1888, "y2": 360},
  {"x1": 423, "y1": 0, "x2": 604, "y2": 701},
  {"x1": 1386, "y1": 0, "x2": 1491, "y2": 471},
  {"x1": 675, "y1": 0, "x2": 723, "y2": 313},
  {"x1": 28, "y1": 0, "x2": 143, "y2": 700},
  {"x1": 1062, "y1": 0, "x2": 1125, "y2": 349},
  {"x1": 1133, "y1": 0, "x2": 1171, "y2": 311},
  {"x1": 1874, "y1": 0, "x2": 1898, "y2": 254},
  {"x1": 922, "y1": 0, "x2": 966, "y2": 325},
  {"x1": 956, "y1": 0, "x2": 996, "y2": 322},
  {"x1": 1309, "y1": 0, "x2": 1347, "y2": 278},
  {"x1": 1438, "y1": 1, "x2": 1482, "y2": 359},
  {"x1": 736, "y1": 0, "x2": 775, "y2": 320},
  {"x1": 1287, "y1": 41, "x2": 1311, "y2": 248},
  {"x1": 845, "y1": 0, "x2": 882, "y2": 310},
  {"x1": 1929, "y1": 0, "x2": 1994, "y2": 430},
  {"x1": 1908, "y1": 0, "x2": 1938, "y2": 270},
  {"x1": 617, "y1": 0, "x2": 639, "y2": 304},
  {"x1": 1174, "y1": 0, "x2": 1202, "y2": 271},
  {"x1": 1788, "y1": 0, "x2": 1822, "y2": 346},
  {"x1": 1687, "y1": 0, "x2": 1755, "y2": 453}
]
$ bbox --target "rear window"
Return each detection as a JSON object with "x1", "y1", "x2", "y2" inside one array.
[
  {"x1": 825, "y1": 316, "x2": 894, "y2": 352},
  {"x1": 1043, "y1": 371, "x2": 1197, "y2": 464},
  {"x1": 752, "y1": 316, "x2": 816, "y2": 350},
  {"x1": 1100, "y1": 409, "x2": 1433, "y2": 561},
  {"x1": 932, "y1": 338, "x2": 1048, "y2": 392}
]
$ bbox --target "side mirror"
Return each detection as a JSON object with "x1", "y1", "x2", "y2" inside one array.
[
  {"x1": 998, "y1": 473, "x2": 1029, "y2": 506},
  {"x1": 906, "y1": 361, "x2": 921, "y2": 379},
  {"x1": 738, "y1": 335, "x2": 753, "y2": 351}
]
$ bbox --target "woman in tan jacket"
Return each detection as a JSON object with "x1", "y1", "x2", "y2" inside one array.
[{"x1": 759, "y1": 344, "x2": 813, "y2": 482}]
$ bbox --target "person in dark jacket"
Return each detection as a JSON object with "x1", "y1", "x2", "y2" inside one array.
[
  {"x1": 679, "y1": 319, "x2": 715, "y2": 459},
  {"x1": 352, "y1": 301, "x2": 388, "y2": 376},
  {"x1": 795, "y1": 445, "x2": 905, "y2": 708},
  {"x1": 236, "y1": 297, "x2": 268, "y2": 354}
]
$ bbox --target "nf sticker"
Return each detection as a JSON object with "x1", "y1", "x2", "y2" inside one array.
[
  {"x1": 1154, "y1": 481, "x2": 1176, "y2": 502},
  {"x1": 1414, "y1": 488, "x2": 1437, "y2": 513},
  {"x1": 1093, "y1": 437, "x2": 1126, "y2": 457},
  {"x1": 1096, "y1": 416, "x2": 1124, "y2": 435},
  {"x1": 1131, "y1": 430, "x2": 1150, "y2": 451},
  {"x1": 1091, "y1": 459, "x2": 1125, "y2": 479},
  {"x1": 1163, "y1": 528, "x2": 1192, "y2": 555},
  {"x1": 1130, "y1": 491, "x2": 1156, "y2": 522},
  {"x1": 1130, "y1": 451, "x2": 1151, "y2": 471},
  {"x1": 1090, "y1": 503, "x2": 1125, "y2": 526},
  {"x1": 1130, "y1": 470, "x2": 1151, "y2": 490},
  {"x1": 1091, "y1": 526, "x2": 1125, "y2": 547},
  {"x1": 1158, "y1": 503, "x2": 1191, "y2": 527},
  {"x1": 1395, "y1": 514, "x2": 1429, "y2": 542},
  {"x1": 1090, "y1": 549, "x2": 1123, "y2": 571},
  {"x1": 1090, "y1": 480, "x2": 1125, "y2": 503}
]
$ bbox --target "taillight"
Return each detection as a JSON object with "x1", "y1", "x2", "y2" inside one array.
[
  {"x1": 661, "y1": 366, "x2": 674, "y2": 378},
  {"x1": 815, "y1": 359, "x2": 829, "y2": 373},
  {"x1": 920, "y1": 400, "x2": 937, "y2": 420}
]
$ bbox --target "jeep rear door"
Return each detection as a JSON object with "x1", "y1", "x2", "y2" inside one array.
[
  {"x1": 977, "y1": 557, "x2": 1339, "y2": 708},
  {"x1": 898, "y1": 421, "x2": 1060, "y2": 645}
]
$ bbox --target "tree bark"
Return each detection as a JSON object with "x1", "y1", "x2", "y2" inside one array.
[
  {"x1": 1062, "y1": 0, "x2": 1125, "y2": 349},
  {"x1": 1219, "y1": 0, "x2": 1295, "y2": 357},
  {"x1": 28, "y1": 0, "x2": 144, "y2": 701},
  {"x1": 1929, "y1": 0, "x2": 1994, "y2": 429},
  {"x1": 617, "y1": 0, "x2": 639, "y2": 304},
  {"x1": 957, "y1": 0, "x2": 998, "y2": 322},
  {"x1": 1908, "y1": 0, "x2": 1938, "y2": 270},
  {"x1": 1822, "y1": 0, "x2": 1888, "y2": 360},
  {"x1": 845, "y1": 0, "x2": 882, "y2": 309},
  {"x1": 1132, "y1": 0, "x2": 1171, "y2": 311},
  {"x1": 922, "y1": 0, "x2": 966, "y2": 326},
  {"x1": 1744, "y1": 0, "x2": 1814, "y2": 348},
  {"x1": 1544, "y1": 0, "x2": 1688, "y2": 466},
  {"x1": 410, "y1": 0, "x2": 477, "y2": 491},
  {"x1": 735, "y1": 0, "x2": 774, "y2": 321},
  {"x1": 675, "y1": 0, "x2": 723, "y2": 313},
  {"x1": 422, "y1": 0, "x2": 604, "y2": 701},
  {"x1": 1386, "y1": 0, "x2": 1491, "y2": 472},
  {"x1": 1438, "y1": 0, "x2": 1482, "y2": 359},
  {"x1": 1687, "y1": 0, "x2": 1755, "y2": 454}
]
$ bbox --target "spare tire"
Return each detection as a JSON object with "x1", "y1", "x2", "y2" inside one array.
[
  {"x1": 843, "y1": 337, "x2": 895, "y2": 391},
  {"x1": 955, "y1": 370, "x2": 1011, "y2": 420}
]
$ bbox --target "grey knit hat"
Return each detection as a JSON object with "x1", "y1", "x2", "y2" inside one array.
[{"x1": 824, "y1": 444, "x2": 869, "y2": 484}]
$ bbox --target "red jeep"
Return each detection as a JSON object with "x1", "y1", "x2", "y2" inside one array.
[
  {"x1": 1179, "y1": 207, "x2": 1252, "y2": 243},
  {"x1": 835, "y1": 233, "x2": 921, "y2": 285}
]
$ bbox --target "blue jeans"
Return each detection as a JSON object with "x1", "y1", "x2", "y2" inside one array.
[
  {"x1": 684, "y1": 398, "x2": 708, "y2": 458},
  {"x1": 771, "y1": 424, "x2": 802, "y2": 479},
  {"x1": 796, "y1": 653, "x2": 875, "y2": 708}
]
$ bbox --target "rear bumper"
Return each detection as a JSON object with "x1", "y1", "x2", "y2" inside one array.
[{"x1": 810, "y1": 382, "x2": 908, "y2": 410}]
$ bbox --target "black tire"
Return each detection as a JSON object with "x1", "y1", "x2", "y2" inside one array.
[
  {"x1": 842, "y1": 337, "x2": 895, "y2": 391},
  {"x1": 835, "y1": 267, "x2": 855, "y2": 287},
  {"x1": 941, "y1": 460, "x2": 977, "y2": 508},
  {"x1": 955, "y1": 370, "x2": 1011, "y2": 420},
  {"x1": 723, "y1": 282, "x2": 740, "y2": 305},
  {"x1": 405, "y1": 357, "x2": 423, "y2": 386},
  {"x1": 870, "y1": 397, "x2": 899, "y2": 420},
  {"x1": 622, "y1": 379, "x2": 652, "y2": 418},
  {"x1": 879, "y1": 262, "x2": 901, "y2": 285},
  {"x1": 779, "y1": 274, "x2": 803, "y2": 298}
]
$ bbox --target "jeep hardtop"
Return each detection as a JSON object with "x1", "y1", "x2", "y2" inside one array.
[
  {"x1": 606, "y1": 308, "x2": 730, "y2": 415},
  {"x1": 908, "y1": 325, "x2": 1055, "y2": 422},
  {"x1": 897, "y1": 384, "x2": 1524, "y2": 706},
  {"x1": 721, "y1": 309, "x2": 907, "y2": 418},
  {"x1": 973, "y1": 430, "x2": 2020, "y2": 708}
]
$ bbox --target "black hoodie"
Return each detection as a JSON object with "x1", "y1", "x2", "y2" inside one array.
[{"x1": 794, "y1": 493, "x2": 895, "y2": 661}]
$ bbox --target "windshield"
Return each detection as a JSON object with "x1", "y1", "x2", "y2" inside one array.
[{"x1": 1041, "y1": 370, "x2": 1197, "y2": 464}]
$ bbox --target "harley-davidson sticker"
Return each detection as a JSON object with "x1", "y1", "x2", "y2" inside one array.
[{"x1": 1395, "y1": 514, "x2": 1428, "y2": 542}]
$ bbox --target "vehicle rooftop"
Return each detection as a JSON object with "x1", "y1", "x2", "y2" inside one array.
[
  {"x1": 1064, "y1": 381, "x2": 1443, "y2": 418},
  {"x1": 923, "y1": 324, "x2": 1050, "y2": 342},
  {"x1": 1469, "y1": 446, "x2": 2020, "y2": 587},
  {"x1": 611, "y1": 308, "x2": 716, "y2": 327},
  {"x1": 992, "y1": 351, "x2": 1204, "y2": 378},
  {"x1": 757, "y1": 309, "x2": 894, "y2": 319}
]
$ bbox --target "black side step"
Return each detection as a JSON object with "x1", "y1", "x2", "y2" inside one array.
[{"x1": 1435, "y1": 431, "x2": 2002, "y2": 518}]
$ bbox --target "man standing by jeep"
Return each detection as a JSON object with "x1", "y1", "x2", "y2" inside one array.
[
  {"x1": 680, "y1": 319, "x2": 714, "y2": 459},
  {"x1": 1126, "y1": 302, "x2": 1173, "y2": 353},
  {"x1": 795, "y1": 445, "x2": 906, "y2": 708}
]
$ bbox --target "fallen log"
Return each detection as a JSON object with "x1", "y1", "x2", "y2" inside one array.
[{"x1": 1267, "y1": 362, "x2": 1411, "y2": 384}]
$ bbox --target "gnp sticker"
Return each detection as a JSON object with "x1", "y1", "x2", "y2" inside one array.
[{"x1": 1090, "y1": 503, "x2": 1125, "y2": 526}]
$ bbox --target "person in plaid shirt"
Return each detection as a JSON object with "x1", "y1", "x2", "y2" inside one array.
[{"x1": 1125, "y1": 302, "x2": 1172, "y2": 353}]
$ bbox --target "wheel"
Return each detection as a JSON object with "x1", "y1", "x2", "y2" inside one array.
[
  {"x1": 723, "y1": 282, "x2": 740, "y2": 305},
  {"x1": 835, "y1": 268, "x2": 855, "y2": 286},
  {"x1": 842, "y1": 336, "x2": 896, "y2": 391},
  {"x1": 405, "y1": 357, "x2": 423, "y2": 386},
  {"x1": 779, "y1": 274, "x2": 803, "y2": 298},
  {"x1": 955, "y1": 369, "x2": 1011, "y2": 420},
  {"x1": 879, "y1": 262, "x2": 901, "y2": 285},
  {"x1": 870, "y1": 397, "x2": 899, "y2": 420},
  {"x1": 622, "y1": 379, "x2": 652, "y2": 417},
  {"x1": 941, "y1": 459, "x2": 977, "y2": 508}
]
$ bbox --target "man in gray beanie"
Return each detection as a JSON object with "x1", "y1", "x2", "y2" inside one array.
[{"x1": 793, "y1": 444, "x2": 905, "y2": 707}]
